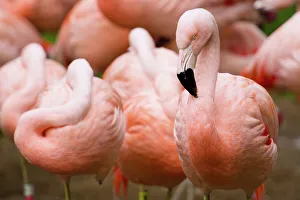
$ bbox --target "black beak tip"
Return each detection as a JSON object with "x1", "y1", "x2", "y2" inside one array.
[
  {"x1": 98, "y1": 180, "x2": 102, "y2": 185},
  {"x1": 177, "y1": 68, "x2": 198, "y2": 98}
]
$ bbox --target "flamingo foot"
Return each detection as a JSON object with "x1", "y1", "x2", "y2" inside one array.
[
  {"x1": 113, "y1": 166, "x2": 128, "y2": 200},
  {"x1": 139, "y1": 185, "x2": 148, "y2": 200},
  {"x1": 20, "y1": 155, "x2": 34, "y2": 200},
  {"x1": 63, "y1": 179, "x2": 71, "y2": 200}
]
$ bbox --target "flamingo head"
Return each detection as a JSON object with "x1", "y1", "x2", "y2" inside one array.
[{"x1": 176, "y1": 9, "x2": 216, "y2": 98}]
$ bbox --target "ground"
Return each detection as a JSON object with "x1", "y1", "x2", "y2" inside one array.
[{"x1": 0, "y1": 92, "x2": 300, "y2": 200}]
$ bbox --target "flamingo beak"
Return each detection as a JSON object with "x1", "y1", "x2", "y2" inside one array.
[
  {"x1": 177, "y1": 44, "x2": 198, "y2": 98},
  {"x1": 254, "y1": 1, "x2": 277, "y2": 23}
]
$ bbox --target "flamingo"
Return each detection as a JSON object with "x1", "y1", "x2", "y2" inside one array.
[
  {"x1": 241, "y1": 11, "x2": 300, "y2": 102},
  {"x1": 13, "y1": 58, "x2": 126, "y2": 200},
  {"x1": 98, "y1": 0, "x2": 276, "y2": 47},
  {"x1": 219, "y1": 21, "x2": 266, "y2": 75},
  {"x1": 50, "y1": 0, "x2": 130, "y2": 73},
  {"x1": 103, "y1": 28, "x2": 186, "y2": 200},
  {"x1": 0, "y1": 10, "x2": 49, "y2": 66},
  {"x1": 0, "y1": 43, "x2": 65, "y2": 200},
  {"x1": 0, "y1": 0, "x2": 79, "y2": 32},
  {"x1": 174, "y1": 8, "x2": 278, "y2": 200},
  {"x1": 0, "y1": 43, "x2": 66, "y2": 200}
]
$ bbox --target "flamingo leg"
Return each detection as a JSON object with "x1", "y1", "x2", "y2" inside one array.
[
  {"x1": 186, "y1": 180, "x2": 195, "y2": 200},
  {"x1": 203, "y1": 194, "x2": 210, "y2": 200},
  {"x1": 20, "y1": 154, "x2": 34, "y2": 200},
  {"x1": 63, "y1": 179, "x2": 71, "y2": 200},
  {"x1": 139, "y1": 185, "x2": 148, "y2": 200},
  {"x1": 171, "y1": 179, "x2": 187, "y2": 200},
  {"x1": 167, "y1": 188, "x2": 172, "y2": 200}
]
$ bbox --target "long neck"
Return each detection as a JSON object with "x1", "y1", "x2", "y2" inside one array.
[
  {"x1": 195, "y1": 23, "x2": 220, "y2": 99},
  {"x1": 130, "y1": 32, "x2": 158, "y2": 81}
]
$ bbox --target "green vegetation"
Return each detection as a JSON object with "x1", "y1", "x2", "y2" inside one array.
[
  {"x1": 41, "y1": 32, "x2": 58, "y2": 43},
  {"x1": 261, "y1": 4, "x2": 296, "y2": 35}
]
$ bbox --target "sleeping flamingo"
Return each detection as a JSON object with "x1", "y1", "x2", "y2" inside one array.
[
  {"x1": 14, "y1": 59, "x2": 126, "y2": 200},
  {"x1": 174, "y1": 8, "x2": 278, "y2": 200},
  {"x1": 0, "y1": 0, "x2": 79, "y2": 32},
  {"x1": 50, "y1": 0, "x2": 130, "y2": 73},
  {"x1": 103, "y1": 28, "x2": 186, "y2": 200},
  {"x1": 0, "y1": 10, "x2": 46, "y2": 66},
  {"x1": 241, "y1": 11, "x2": 300, "y2": 102},
  {"x1": 0, "y1": 43, "x2": 66, "y2": 200}
]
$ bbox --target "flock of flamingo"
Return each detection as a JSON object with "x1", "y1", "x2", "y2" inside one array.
[{"x1": 0, "y1": 0, "x2": 299, "y2": 200}]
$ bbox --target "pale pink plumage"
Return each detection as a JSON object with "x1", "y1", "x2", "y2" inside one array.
[
  {"x1": 50, "y1": 0, "x2": 130, "y2": 73},
  {"x1": 242, "y1": 11, "x2": 300, "y2": 99},
  {"x1": 103, "y1": 28, "x2": 185, "y2": 197},
  {"x1": 174, "y1": 9, "x2": 278, "y2": 199},
  {"x1": 0, "y1": 10, "x2": 42, "y2": 66},
  {"x1": 0, "y1": 0, "x2": 79, "y2": 32},
  {"x1": 14, "y1": 58, "x2": 125, "y2": 182},
  {"x1": 0, "y1": 43, "x2": 66, "y2": 139}
]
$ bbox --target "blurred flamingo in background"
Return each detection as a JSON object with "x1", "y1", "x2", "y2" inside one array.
[
  {"x1": 174, "y1": 8, "x2": 278, "y2": 200},
  {"x1": 0, "y1": 0, "x2": 79, "y2": 32},
  {"x1": 242, "y1": 11, "x2": 300, "y2": 102},
  {"x1": 254, "y1": 0, "x2": 297, "y2": 12},
  {"x1": 98, "y1": 0, "x2": 277, "y2": 49},
  {"x1": 0, "y1": 10, "x2": 48, "y2": 66},
  {"x1": 103, "y1": 28, "x2": 185, "y2": 200},
  {"x1": 219, "y1": 21, "x2": 266, "y2": 74},
  {"x1": 14, "y1": 59, "x2": 126, "y2": 200},
  {"x1": 50, "y1": 0, "x2": 130, "y2": 73},
  {"x1": 0, "y1": 43, "x2": 66, "y2": 200}
]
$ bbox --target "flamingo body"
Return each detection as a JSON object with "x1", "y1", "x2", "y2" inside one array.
[
  {"x1": 50, "y1": 0, "x2": 130, "y2": 73},
  {"x1": 0, "y1": 10, "x2": 41, "y2": 66},
  {"x1": 0, "y1": 0, "x2": 79, "y2": 31}
]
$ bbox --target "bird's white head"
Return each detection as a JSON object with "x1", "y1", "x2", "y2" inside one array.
[{"x1": 176, "y1": 9, "x2": 216, "y2": 98}]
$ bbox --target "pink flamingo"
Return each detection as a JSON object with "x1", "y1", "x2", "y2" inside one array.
[
  {"x1": 219, "y1": 21, "x2": 266, "y2": 75},
  {"x1": 50, "y1": 0, "x2": 130, "y2": 73},
  {"x1": 103, "y1": 28, "x2": 185, "y2": 200},
  {"x1": 0, "y1": 0, "x2": 79, "y2": 32},
  {"x1": 0, "y1": 43, "x2": 66, "y2": 200},
  {"x1": 13, "y1": 59, "x2": 126, "y2": 200},
  {"x1": 0, "y1": 10, "x2": 51, "y2": 66},
  {"x1": 174, "y1": 8, "x2": 278, "y2": 200},
  {"x1": 241, "y1": 11, "x2": 300, "y2": 102},
  {"x1": 254, "y1": 0, "x2": 296, "y2": 12},
  {"x1": 98, "y1": 0, "x2": 275, "y2": 49}
]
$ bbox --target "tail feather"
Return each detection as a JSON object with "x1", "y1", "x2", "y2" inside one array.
[
  {"x1": 253, "y1": 184, "x2": 265, "y2": 200},
  {"x1": 113, "y1": 166, "x2": 128, "y2": 200}
]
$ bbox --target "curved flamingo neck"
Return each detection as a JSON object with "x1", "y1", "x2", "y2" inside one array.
[
  {"x1": 129, "y1": 29, "x2": 157, "y2": 81},
  {"x1": 194, "y1": 22, "x2": 220, "y2": 99},
  {"x1": 27, "y1": 59, "x2": 93, "y2": 131}
]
